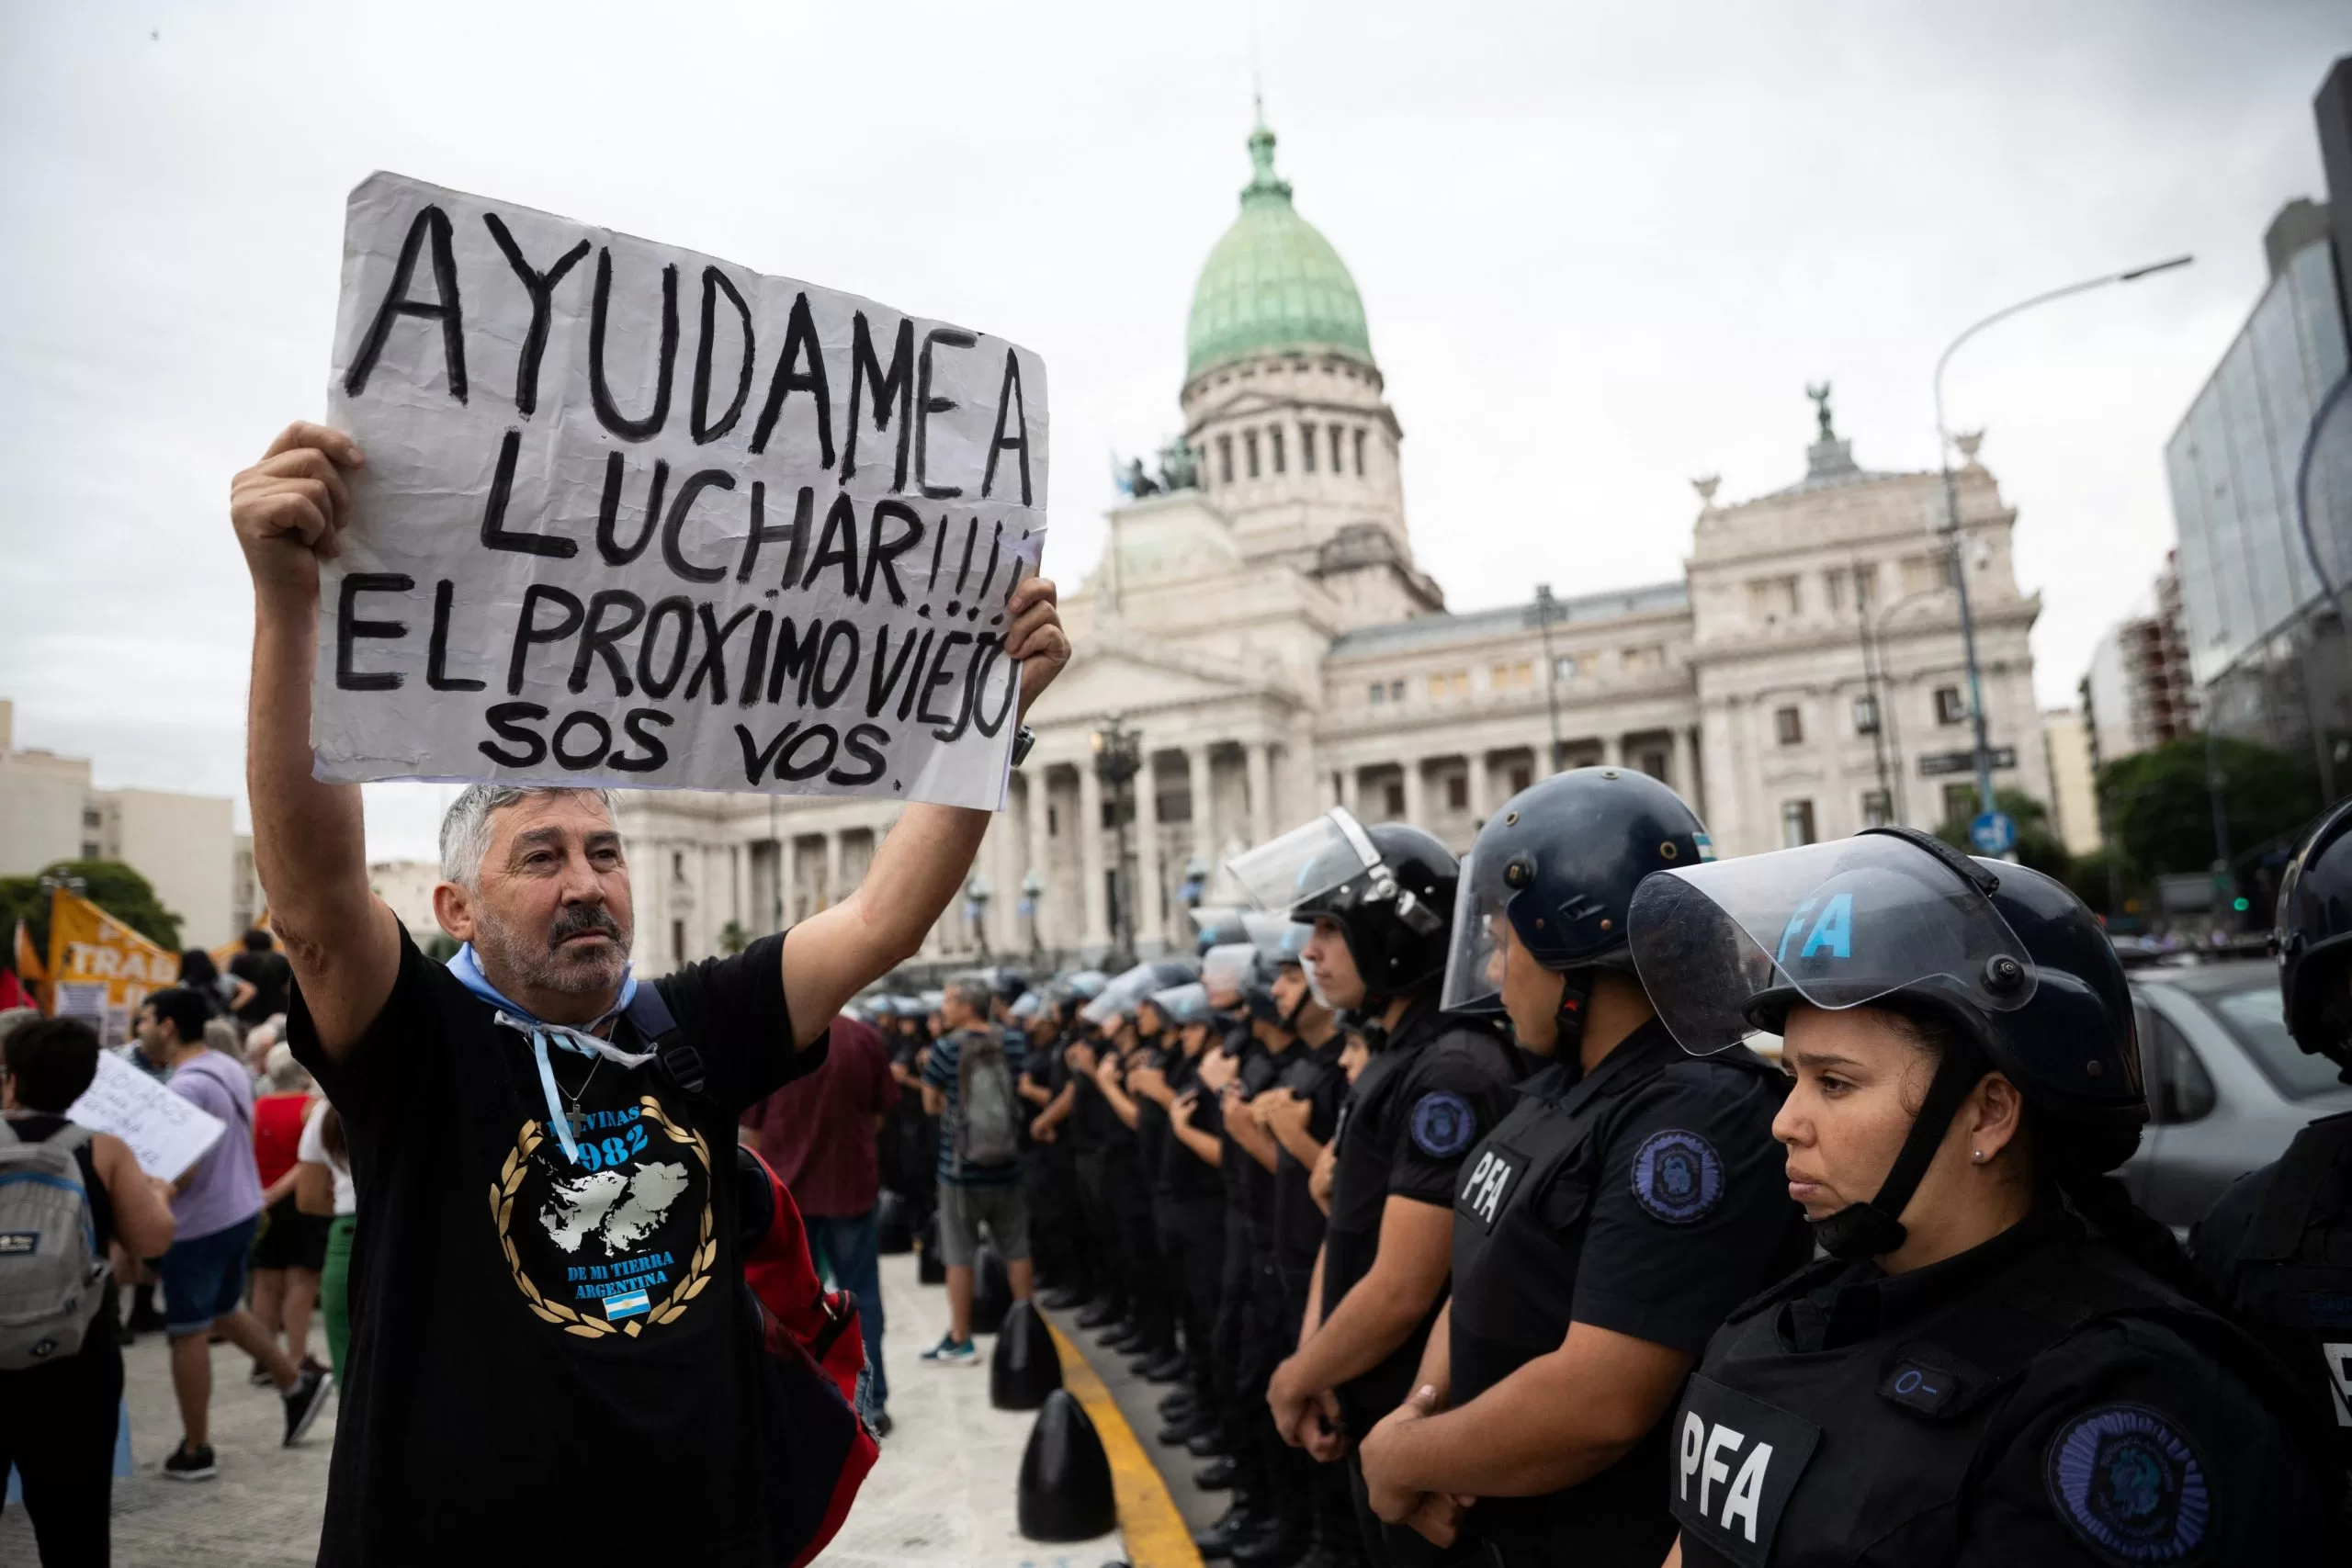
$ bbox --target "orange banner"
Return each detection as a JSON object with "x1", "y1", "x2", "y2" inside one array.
[
  {"x1": 45, "y1": 887, "x2": 179, "y2": 1047},
  {"x1": 208, "y1": 908, "x2": 277, "y2": 976}
]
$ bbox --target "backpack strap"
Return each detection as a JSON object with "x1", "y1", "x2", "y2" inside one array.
[
  {"x1": 623, "y1": 983, "x2": 709, "y2": 1100},
  {"x1": 44, "y1": 1124, "x2": 96, "y2": 1156}
]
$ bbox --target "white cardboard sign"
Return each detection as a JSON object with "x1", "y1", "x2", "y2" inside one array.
[
  {"x1": 315, "y1": 172, "x2": 1048, "y2": 809},
  {"x1": 67, "y1": 1051, "x2": 228, "y2": 1183}
]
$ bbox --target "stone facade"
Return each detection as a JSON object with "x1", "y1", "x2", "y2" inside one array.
[{"x1": 606, "y1": 122, "x2": 2051, "y2": 974}]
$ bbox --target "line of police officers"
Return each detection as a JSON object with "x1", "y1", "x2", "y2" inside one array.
[{"x1": 883, "y1": 768, "x2": 2352, "y2": 1566}]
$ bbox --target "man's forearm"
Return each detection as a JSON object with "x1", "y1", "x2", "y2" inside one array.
[
  {"x1": 1227, "y1": 1107, "x2": 1281, "y2": 1171},
  {"x1": 247, "y1": 604, "x2": 371, "y2": 945},
  {"x1": 781, "y1": 805, "x2": 989, "y2": 1046},
  {"x1": 1291, "y1": 1263, "x2": 1433, "y2": 1397},
  {"x1": 1273, "y1": 1122, "x2": 1326, "y2": 1168}
]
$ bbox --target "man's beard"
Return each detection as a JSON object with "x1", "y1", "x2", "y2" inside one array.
[{"x1": 475, "y1": 900, "x2": 631, "y2": 998}]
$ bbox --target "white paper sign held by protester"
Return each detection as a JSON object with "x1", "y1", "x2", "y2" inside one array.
[
  {"x1": 317, "y1": 172, "x2": 1049, "y2": 809},
  {"x1": 66, "y1": 1050, "x2": 228, "y2": 1182}
]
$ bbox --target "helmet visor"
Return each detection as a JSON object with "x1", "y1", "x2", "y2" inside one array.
[
  {"x1": 1226, "y1": 808, "x2": 1385, "y2": 917},
  {"x1": 1079, "y1": 962, "x2": 1159, "y2": 1027},
  {"x1": 1151, "y1": 982, "x2": 1210, "y2": 1025},
  {"x1": 1201, "y1": 942, "x2": 1259, "y2": 1000},
  {"x1": 1439, "y1": 846, "x2": 1512, "y2": 1015},
  {"x1": 1627, "y1": 835, "x2": 2038, "y2": 1055}
]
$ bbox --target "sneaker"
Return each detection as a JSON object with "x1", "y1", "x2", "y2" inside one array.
[
  {"x1": 248, "y1": 1359, "x2": 276, "y2": 1387},
  {"x1": 869, "y1": 1409, "x2": 894, "y2": 1438},
  {"x1": 163, "y1": 1442, "x2": 217, "y2": 1483},
  {"x1": 283, "y1": 1365, "x2": 334, "y2": 1446},
  {"x1": 919, "y1": 1335, "x2": 978, "y2": 1365}
]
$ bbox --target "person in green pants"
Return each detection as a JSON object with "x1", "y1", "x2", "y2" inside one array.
[{"x1": 298, "y1": 1100, "x2": 358, "y2": 1378}]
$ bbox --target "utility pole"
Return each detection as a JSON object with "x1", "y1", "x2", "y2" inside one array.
[
  {"x1": 1534, "y1": 583, "x2": 1564, "y2": 773},
  {"x1": 1931, "y1": 254, "x2": 2193, "y2": 826}
]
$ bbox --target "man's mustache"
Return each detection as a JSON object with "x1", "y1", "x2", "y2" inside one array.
[{"x1": 548, "y1": 903, "x2": 624, "y2": 952}]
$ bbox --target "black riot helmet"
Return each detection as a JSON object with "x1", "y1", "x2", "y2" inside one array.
[
  {"x1": 1630, "y1": 827, "x2": 2144, "y2": 1258},
  {"x1": 1442, "y1": 767, "x2": 1711, "y2": 1039},
  {"x1": 1227, "y1": 807, "x2": 1457, "y2": 1008},
  {"x1": 2276, "y1": 797, "x2": 2352, "y2": 1080}
]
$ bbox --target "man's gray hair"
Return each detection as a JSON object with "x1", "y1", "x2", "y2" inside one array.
[
  {"x1": 944, "y1": 975, "x2": 994, "y2": 1019},
  {"x1": 439, "y1": 784, "x2": 616, "y2": 887}
]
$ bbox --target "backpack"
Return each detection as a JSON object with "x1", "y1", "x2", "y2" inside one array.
[
  {"x1": 954, "y1": 1030, "x2": 1021, "y2": 1172},
  {"x1": 736, "y1": 1146, "x2": 878, "y2": 1568},
  {"x1": 0, "y1": 1120, "x2": 108, "y2": 1370}
]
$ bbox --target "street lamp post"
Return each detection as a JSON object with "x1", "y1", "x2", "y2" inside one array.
[
  {"x1": 1091, "y1": 714, "x2": 1144, "y2": 966},
  {"x1": 1931, "y1": 254, "x2": 2193, "y2": 825},
  {"x1": 1020, "y1": 868, "x2": 1045, "y2": 961},
  {"x1": 1534, "y1": 583, "x2": 1565, "y2": 773},
  {"x1": 966, "y1": 874, "x2": 993, "y2": 961}
]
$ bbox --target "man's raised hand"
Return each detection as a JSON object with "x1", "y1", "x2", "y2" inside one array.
[
  {"x1": 1004, "y1": 576, "x2": 1070, "y2": 720},
  {"x1": 231, "y1": 422, "x2": 365, "y2": 604}
]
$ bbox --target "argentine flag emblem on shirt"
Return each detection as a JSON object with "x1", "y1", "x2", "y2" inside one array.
[{"x1": 604, "y1": 1289, "x2": 652, "y2": 1321}]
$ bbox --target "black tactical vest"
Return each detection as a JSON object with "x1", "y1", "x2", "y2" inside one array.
[
  {"x1": 1443, "y1": 1028, "x2": 1783, "y2": 1566},
  {"x1": 1674, "y1": 1219, "x2": 2256, "y2": 1567},
  {"x1": 2226, "y1": 1111, "x2": 2352, "y2": 1491}
]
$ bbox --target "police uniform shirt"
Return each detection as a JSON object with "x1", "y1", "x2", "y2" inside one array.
[
  {"x1": 1320, "y1": 1003, "x2": 1520, "y2": 1435},
  {"x1": 2186, "y1": 1111, "x2": 2352, "y2": 1499},
  {"x1": 1161, "y1": 1047, "x2": 1228, "y2": 1201},
  {"x1": 1069, "y1": 1043, "x2": 1123, "y2": 1153},
  {"x1": 1444, "y1": 1023, "x2": 1807, "y2": 1563},
  {"x1": 1271, "y1": 1033, "x2": 1351, "y2": 1282},
  {"x1": 1671, "y1": 1206, "x2": 2334, "y2": 1567}
]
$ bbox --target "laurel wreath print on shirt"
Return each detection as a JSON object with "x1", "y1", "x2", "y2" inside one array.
[{"x1": 491, "y1": 1094, "x2": 716, "y2": 1338}]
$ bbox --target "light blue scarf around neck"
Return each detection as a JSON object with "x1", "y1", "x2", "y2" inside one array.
[{"x1": 447, "y1": 942, "x2": 645, "y2": 1167}]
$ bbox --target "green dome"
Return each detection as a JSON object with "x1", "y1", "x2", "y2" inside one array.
[{"x1": 1184, "y1": 122, "x2": 1374, "y2": 379}]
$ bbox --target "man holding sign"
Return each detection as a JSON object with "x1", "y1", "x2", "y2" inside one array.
[{"x1": 240, "y1": 174, "x2": 1069, "y2": 1565}]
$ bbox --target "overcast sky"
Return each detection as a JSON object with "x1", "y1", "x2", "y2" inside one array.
[{"x1": 4, "y1": 1, "x2": 2347, "y2": 862}]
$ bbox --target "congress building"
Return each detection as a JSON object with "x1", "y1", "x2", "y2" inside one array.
[{"x1": 614, "y1": 118, "x2": 2049, "y2": 974}]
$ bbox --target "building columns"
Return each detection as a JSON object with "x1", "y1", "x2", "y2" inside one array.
[
  {"x1": 1401, "y1": 759, "x2": 1429, "y2": 829},
  {"x1": 1339, "y1": 764, "x2": 1360, "y2": 818},
  {"x1": 1245, "y1": 741, "x2": 1274, "y2": 846},
  {"x1": 1079, "y1": 764, "x2": 1109, "y2": 950},
  {"x1": 1668, "y1": 726, "x2": 1694, "y2": 801},
  {"x1": 1187, "y1": 746, "x2": 1215, "y2": 873},
  {"x1": 1136, "y1": 750, "x2": 1165, "y2": 949},
  {"x1": 1464, "y1": 751, "x2": 1492, "y2": 823},
  {"x1": 1600, "y1": 732, "x2": 1623, "y2": 769},
  {"x1": 822, "y1": 832, "x2": 843, "y2": 911}
]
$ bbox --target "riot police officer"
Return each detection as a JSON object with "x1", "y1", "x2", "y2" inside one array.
[
  {"x1": 1232, "y1": 808, "x2": 1521, "y2": 1566},
  {"x1": 2190, "y1": 795, "x2": 2352, "y2": 1521},
  {"x1": 1356, "y1": 769, "x2": 1808, "y2": 1565},
  {"x1": 1630, "y1": 827, "x2": 2336, "y2": 1565}
]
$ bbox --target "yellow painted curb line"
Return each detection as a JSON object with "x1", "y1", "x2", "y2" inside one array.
[{"x1": 1047, "y1": 1319, "x2": 1205, "y2": 1568}]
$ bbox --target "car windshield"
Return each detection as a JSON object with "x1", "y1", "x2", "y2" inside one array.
[{"x1": 2203, "y1": 979, "x2": 2347, "y2": 1100}]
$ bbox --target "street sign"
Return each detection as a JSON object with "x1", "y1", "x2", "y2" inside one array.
[
  {"x1": 1970, "y1": 810, "x2": 2017, "y2": 855},
  {"x1": 1919, "y1": 747, "x2": 2018, "y2": 777}
]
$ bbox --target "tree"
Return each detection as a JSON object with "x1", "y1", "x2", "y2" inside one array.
[
  {"x1": 2098, "y1": 735, "x2": 2319, "y2": 882},
  {"x1": 0, "y1": 860, "x2": 185, "y2": 957},
  {"x1": 717, "y1": 920, "x2": 750, "y2": 955},
  {"x1": 1934, "y1": 787, "x2": 2071, "y2": 881}
]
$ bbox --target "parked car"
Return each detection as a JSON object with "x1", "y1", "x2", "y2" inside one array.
[{"x1": 2122, "y1": 959, "x2": 2352, "y2": 1232}]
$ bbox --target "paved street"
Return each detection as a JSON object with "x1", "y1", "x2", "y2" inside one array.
[{"x1": 1, "y1": 1254, "x2": 1137, "y2": 1568}]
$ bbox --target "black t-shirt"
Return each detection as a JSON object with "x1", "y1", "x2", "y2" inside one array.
[
  {"x1": 1069, "y1": 1041, "x2": 1125, "y2": 1151},
  {"x1": 230, "y1": 948, "x2": 293, "y2": 1025},
  {"x1": 1322, "y1": 1007, "x2": 1521, "y2": 1434},
  {"x1": 288, "y1": 926, "x2": 814, "y2": 1565},
  {"x1": 1161, "y1": 1046, "x2": 1226, "y2": 1201},
  {"x1": 1271, "y1": 1033, "x2": 1351, "y2": 1277}
]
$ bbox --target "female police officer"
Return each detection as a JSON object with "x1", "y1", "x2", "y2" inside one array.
[
  {"x1": 1628, "y1": 826, "x2": 2338, "y2": 1566},
  {"x1": 1354, "y1": 768, "x2": 1809, "y2": 1566}
]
